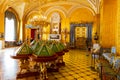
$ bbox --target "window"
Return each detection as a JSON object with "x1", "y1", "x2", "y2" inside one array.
[{"x1": 5, "y1": 11, "x2": 17, "y2": 41}]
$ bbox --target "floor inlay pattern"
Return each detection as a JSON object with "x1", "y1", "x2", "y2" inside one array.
[{"x1": 0, "y1": 48, "x2": 100, "y2": 80}]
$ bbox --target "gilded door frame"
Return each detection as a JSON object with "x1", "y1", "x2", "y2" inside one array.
[{"x1": 70, "y1": 22, "x2": 93, "y2": 48}]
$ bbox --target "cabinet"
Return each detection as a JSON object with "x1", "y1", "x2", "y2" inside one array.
[{"x1": 75, "y1": 37, "x2": 86, "y2": 49}]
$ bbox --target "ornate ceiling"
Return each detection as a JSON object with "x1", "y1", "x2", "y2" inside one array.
[{"x1": 0, "y1": 0, "x2": 101, "y2": 20}]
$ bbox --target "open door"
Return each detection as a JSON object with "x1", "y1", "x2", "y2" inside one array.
[{"x1": 31, "y1": 29, "x2": 36, "y2": 41}]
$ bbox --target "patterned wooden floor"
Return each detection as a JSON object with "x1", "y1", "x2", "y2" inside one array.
[{"x1": 0, "y1": 47, "x2": 100, "y2": 80}]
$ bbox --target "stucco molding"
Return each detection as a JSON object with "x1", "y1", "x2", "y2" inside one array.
[
  {"x1": 67, "y1": 5, "x2": 95, "y2": 18},
  {"x1": 44, "y1": 6, "x2": 67, "y2": 18}
]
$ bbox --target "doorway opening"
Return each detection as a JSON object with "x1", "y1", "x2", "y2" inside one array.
[
  {"x1": 75, "y1": 27, "x2": 87, "y2": 49},
  {"x1": 70, "y1": 23, "x2": 93, "y2": 49},
  {"x1": 31, "y1": 29, "x2": 36, "y2": 42}
]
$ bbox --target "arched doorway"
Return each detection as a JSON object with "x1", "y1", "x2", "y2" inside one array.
[{"x1": 70, "y1": 22, "x2": 93, "y2": 49}]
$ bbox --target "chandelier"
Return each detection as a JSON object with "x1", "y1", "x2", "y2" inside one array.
[{"x1": 30, "y1": 14, "x2": 49, "y2": 27}]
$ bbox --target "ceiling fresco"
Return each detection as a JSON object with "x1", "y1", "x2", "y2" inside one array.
[{"x1": 0, "y1": 0, "x2": 101, "y2": 20}]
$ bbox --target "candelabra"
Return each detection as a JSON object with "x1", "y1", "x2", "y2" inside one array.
[{"x1": 61, "y1": 28, "x2": 69, "y2": 44}]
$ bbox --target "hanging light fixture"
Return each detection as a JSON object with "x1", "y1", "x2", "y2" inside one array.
[{"x1": 29, "y1": 13, "x2": 49, "y2": 27}]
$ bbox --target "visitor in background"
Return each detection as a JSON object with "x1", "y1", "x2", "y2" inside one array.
[{"x1": 86, "y1": 39, "x2": 92, "y2": 56}]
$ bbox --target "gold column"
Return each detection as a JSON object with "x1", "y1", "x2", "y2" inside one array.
[
  {"x1": 0, "y1": 12, "x2": 4, "y2": 33},
  {"x1": 23, "y1": 20, "x2": 28, "y2": 42},
  {"x1": 116, "y1": 0, "x2": 120, "y2": 55},
  {"x1": 93, "y1": 14, "x2": 100, "y2": 43},
  {"x1": 18, "y1": 20, "x2": 23, "y2": 41},
  {"x1": 100, "y1": 0, "x2": 116, "y2": 48},
  {"x1": 61, "y1": 18, "x2": 70, "y2": 43},
  {"x1": 0, "y1": 12, "x2": 5, "y2": 48},
  {"x1": 66, "y1": 18, "x2": 70, "y2": 43}
]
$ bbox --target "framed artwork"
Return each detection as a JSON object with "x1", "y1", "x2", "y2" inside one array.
[{"x1": 49, "y1": 34, "x2": 61, "y2": 41}]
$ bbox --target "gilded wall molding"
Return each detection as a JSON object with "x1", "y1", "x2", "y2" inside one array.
[
  {"x1": 44, "y1": 6, "x2": 67, "y2": 18},
  {"x1": 67, "y1": 5, "x2": 95, "y2": 17}
]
